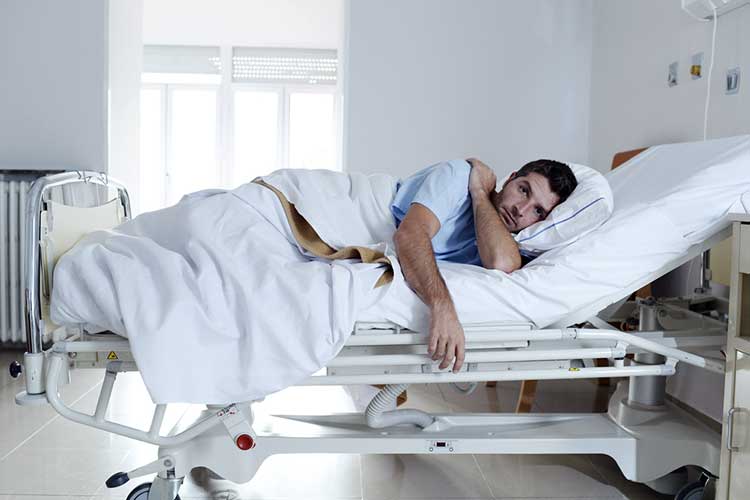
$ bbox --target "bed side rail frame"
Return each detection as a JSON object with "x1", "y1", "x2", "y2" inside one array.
[
  {"x1": 24, "y1": 170, "x2": 131, "y2": 355},
  {"x1": 41, "y1": 321, "x2": 724, "y2": 447}
]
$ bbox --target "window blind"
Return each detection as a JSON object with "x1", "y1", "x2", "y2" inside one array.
[
  {"x1": 143, "y1": 45, "x2": 221, "y2": 74},
  {"x1": 232, "y1": 48, "x2": 337, "y2": 85}
]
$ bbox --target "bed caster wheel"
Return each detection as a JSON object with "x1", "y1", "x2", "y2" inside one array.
[
  {"x1": 674, "y1": 473, "x2": 716, "y2": 500},
  {"x1": 8, "y1": 361, "x2": 22, "y2": 378},
  {"x1": 675, "y1": 482, "x2": 705, "y2": 500},
  {"x1": 126, "y1": 482, "x2": 181, "y2": 500}
]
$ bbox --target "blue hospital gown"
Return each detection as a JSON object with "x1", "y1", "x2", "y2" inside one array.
[{"x1": 390, "y1": 159, "x2": 481, "y2": 266}]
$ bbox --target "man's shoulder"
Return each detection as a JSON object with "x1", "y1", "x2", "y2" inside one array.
[
  {"x1": 442, "y1": 159, "x2": 472, "y2": 177},
  {"x1": 420, "y1": 159, "x2": 471, "y2": 190}
]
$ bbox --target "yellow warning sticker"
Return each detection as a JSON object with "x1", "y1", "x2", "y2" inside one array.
[
  {"x1": 568, "y1": 367, "x2": 580, "y2": 372},
  {"x1": 107, "y1": 352, "x2": 119, "y2": 360}
]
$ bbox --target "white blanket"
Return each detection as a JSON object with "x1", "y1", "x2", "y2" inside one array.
[{"x1": 51, "y1": 171, "x2": 402, "y2": 404}]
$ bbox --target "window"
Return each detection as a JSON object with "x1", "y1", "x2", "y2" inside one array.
[
  {"x1": 139, "y1": 45, "x2": 341, "y2": 213},
  {"x1": 233, "y1": 89, "x2": 280, "y2": 187},
  {"x1": 168, "y1": 87, "x2": 219, "y2": 204},
  {"x1": 289, "y1": 91, "x2": 336, "y2": 169}
]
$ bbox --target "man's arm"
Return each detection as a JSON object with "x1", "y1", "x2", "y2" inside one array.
[
  {"x1": 467, "y1": 159, "x2": 522, "y2": 273},
  {"x1": 394, "y1": 203, "x2": 465, "y2": 372}
]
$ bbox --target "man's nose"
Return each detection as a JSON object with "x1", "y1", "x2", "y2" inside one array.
[{"x1": 513, "y1": 201, "x2": 531, "y2": 218}]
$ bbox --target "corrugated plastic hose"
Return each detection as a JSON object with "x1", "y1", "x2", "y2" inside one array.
[{"x1": 365, "y1": 384, "x2": 435, "y2": 429}]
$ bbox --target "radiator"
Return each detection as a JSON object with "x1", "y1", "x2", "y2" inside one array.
[
  {"x1": 0, "y1": 175, "x2": 32, "y2": 346},
  {"x1": 1, "y1": 172, "x2": 105, "y2": 347}
]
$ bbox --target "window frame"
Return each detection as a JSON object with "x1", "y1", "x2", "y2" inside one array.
[
  {"x1": 230, "y1": 82, "x2": 340, "y2": 171},
  {"x1": 140, "y1": 45, "x2": 342, "y2": 211},
  {"x1": 139, "y1": 83, "x2": 168, "y2": 209}
]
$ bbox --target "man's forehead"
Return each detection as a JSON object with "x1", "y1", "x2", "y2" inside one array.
[{"x1": 518, "y1": 172, "x2": 559, "y2": 212}]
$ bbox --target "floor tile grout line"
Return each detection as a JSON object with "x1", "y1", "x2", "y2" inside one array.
[
  {"x1": 91, "y1": 448, "x2": 135, "y2": 496},
  {"x1": 471, "y1": 453, "x2": 496, "y2": 500},
  {"x1": 358, "y1": 452, "x2": 365, "y2": 500},
  {"x1": 0, "y1": 379, "x2": 103, "y2": 461}
]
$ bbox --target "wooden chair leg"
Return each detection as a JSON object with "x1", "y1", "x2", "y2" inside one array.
[
  {"x1": 515, "y1": 380, "x2": 538, "y2": 413},
  {"x1": 595, "y1": 358, "x2": 611, "y2": 386}
]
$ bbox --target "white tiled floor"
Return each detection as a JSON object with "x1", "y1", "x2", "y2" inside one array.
[{"x1": 0, "y1": 348, "x2": 672, "y2": 500}]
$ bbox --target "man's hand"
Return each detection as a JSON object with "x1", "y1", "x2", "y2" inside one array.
[
  {"x1": 394, "y1": 204, "x2": 466, "y2": 373},
  {"x1": 466, "y1": 158, "x2": 522, "y2": 273},
  {"x1": 429, "y1": 303, "x2": 465, "y2": 372},
  {"x1": 467, "y1": 158, "x2": 497, "y2": 196}
]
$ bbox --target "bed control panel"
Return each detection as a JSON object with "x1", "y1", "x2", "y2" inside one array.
[{"x1": 427, "y1": 440, "x2": 456, "y2": 453}]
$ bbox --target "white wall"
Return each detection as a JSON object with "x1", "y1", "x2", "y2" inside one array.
[
  {"x1": 345, "y1": 0, "x2": 594, "y2": 178},
  {"x1": 109, "y1": 0, "x2": 144, "y2": 209},
  {"x1": 0, "y1": 0, "x2": 108, "y2": 171},
  {"x1": 142, "y1": 0, "x2": 343, "y2": 48},
  {"x1": 589, "y1": 3, "x2": 749, "y2": 419},
  {"x1": 589, "y1": 0, "x2": 750, "y2": 172},
  {"x1": 590, "y1": 1, "x2": 750, "y2": 288}
]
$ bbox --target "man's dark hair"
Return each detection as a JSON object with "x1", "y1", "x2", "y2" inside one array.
[{"x1": 515, "y1": 159, "x2": 577, "y2": 204}]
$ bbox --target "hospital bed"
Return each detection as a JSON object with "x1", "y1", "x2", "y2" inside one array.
[{"x1": 9, "y1": 158, "x2": 738, "y2": 500}]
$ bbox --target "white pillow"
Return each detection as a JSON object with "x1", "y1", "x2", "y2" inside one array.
[{"x1": 512, "y1": 163, "x2": 614, "y2": 256}]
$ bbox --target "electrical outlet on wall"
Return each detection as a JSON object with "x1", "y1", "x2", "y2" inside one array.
[
  {"x1": 691, "y1": 52, "x2": 703, "y2": 79},
  {"x1": 668, "y1": 61, "x2": 679, "y2": 87},
  {"x1": 726, "y1": 67, "x2": 740, "y2": 94}
]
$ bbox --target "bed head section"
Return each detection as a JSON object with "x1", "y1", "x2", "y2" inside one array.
[{"x1": 610, "y1": 147, "x2": 651, "y2": 298}]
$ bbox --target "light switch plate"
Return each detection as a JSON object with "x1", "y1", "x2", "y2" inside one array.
[
  {"x1": 726, "y1": 67, "x2": 740, "y2": 94},
  {"x1": 691, "y1": 52, "x2": 703, "y2": 79}
]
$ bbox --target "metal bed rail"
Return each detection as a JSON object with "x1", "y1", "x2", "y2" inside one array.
[
  {"x1": 19, "y1": 171, "x2": 131, "y2": 401},
  {"x1": 25, "y1": 170, "x2": 131, "y2": 354},
  {"x1": 38, "y1": 319, "x2": 724, "y2": 446}
]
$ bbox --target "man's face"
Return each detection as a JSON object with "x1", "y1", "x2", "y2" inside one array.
[{"x1": 494, "y1": 172, "x2": 560, "y2": 232}]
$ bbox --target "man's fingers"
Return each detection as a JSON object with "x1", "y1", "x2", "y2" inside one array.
[
  {"x1": 439, "y1": 340, "x2": 456, "y2": 370},
  {"x1": 453, "y1": 344, "x2": 465, "y2": 373},
  {"x1": 432, "y1": 337, "x2": 446, "y2": 361},
  {"x1": 428, "y1": 333, "x2": 438, "y2": 356}
]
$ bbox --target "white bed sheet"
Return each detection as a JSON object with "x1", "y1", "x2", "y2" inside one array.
[{"x1": 361, "y1": 135, "x2": 750, "y2": 332}]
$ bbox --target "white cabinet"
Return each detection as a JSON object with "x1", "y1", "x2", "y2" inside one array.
[
  {"x1": 724, "y1": 351, "x2": 750, "y2": 497},
  {"x1": 718, "y1": 217, "x2": 750, "y2": 500},
  {"x1": 740, "y1": 224, "x2": 750, "y2": 274}
]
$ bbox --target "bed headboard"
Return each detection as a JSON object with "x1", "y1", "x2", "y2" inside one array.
[{"x1": 611, "y1": 147, "x2": 648, "y2": 170}]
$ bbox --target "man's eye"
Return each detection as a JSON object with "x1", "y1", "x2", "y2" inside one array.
[
  {"x1": 520, "y1": 187, "x2": 528, "y2": 196},
  {"x1": 536, "y1": 208, "x2": 544, "y2": 218}
]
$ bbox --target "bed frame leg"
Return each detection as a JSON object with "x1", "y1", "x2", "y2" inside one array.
[
  {"x1": 147, "y1": 474, "x2": 182, "y2": 500},
  {"x1": 515, "y1": 380, "x2": 538, "y2": 413},
  {"x1": 628, "y1": 299, "x2": 667, "y2": 408}
]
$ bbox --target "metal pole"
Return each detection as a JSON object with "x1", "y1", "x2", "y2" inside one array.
[{"x1": 628, "y1": 299, "x2": 667, "y2": 408}]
